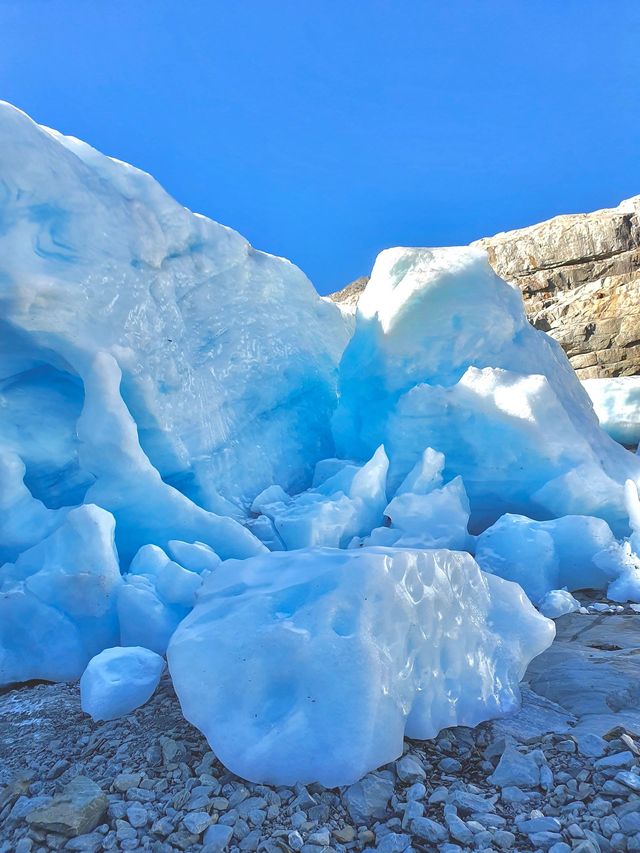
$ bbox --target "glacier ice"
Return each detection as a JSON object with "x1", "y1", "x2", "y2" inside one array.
[
  {"x1": 538, "y1": 589, "x2": 581, "y2": 619},
  {"x1": 2, "y1": 101, "x2": 639, "y2": 786},
  {"x1": 0, "y1": 505, "x2": 121, "y2": 684},
  {"x1": 474, "y1": 514, "x2": 622, "y2": 604},
  {"x1": 333, "y1": 247, "x2": 640, "y2": 536},
  {"x1": 582, "y1": 377, "x2": 640, "y2": 447},
  {"x1": 118, "y1": 544, "x2": 204, "y2": 655},
  {"x1": 168, "y1": 546, "x2": 554, "y2": 786},
  {"x1": 0, "y1": 100, "x2": 349, "y2": 517},
  {"x1": 252, "y1": 445, "x2": 389, "y2": 550},
  {"x1": 80, "y1": 646, "x2": 165, "y2": 721}
]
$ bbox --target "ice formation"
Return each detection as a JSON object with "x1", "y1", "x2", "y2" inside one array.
[
  {"x1": 2, "y1": 101, "x2": 640, "y2": 786},
  {"x1": 0, "y1": 100, "x2": 349, "y2": 521},
  {"x1": 582, "y1": 377, "x2": 640, "y2": 447},
  {"x1": 168, "y1": 547, "x2": 554, "y2": 786},
  {"x1": 333, "y1": 247, "x2": 640, "y2": 536},
  {"x1": 0, "y1": 505, "x2": 121, "y2": 684},
  {"x1": 80, "y1": 646, "x2": 165, "y2": 721}
]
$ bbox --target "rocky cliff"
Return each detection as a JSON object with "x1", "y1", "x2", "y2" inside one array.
[{"x1": 330, "y1": 195, "x2": 640, "y2": 378}]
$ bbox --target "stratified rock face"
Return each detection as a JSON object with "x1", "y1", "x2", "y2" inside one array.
[
  {"x1": 473, "y1": 196, "x2": 640, "y2": 378},
  {"x1": 330, "y1": 196, "x2": 640, "y2": 378}
]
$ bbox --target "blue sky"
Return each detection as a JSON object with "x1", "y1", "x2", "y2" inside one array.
[{"x1": 1, "y1": 1, "x2": 639, "y2": 294}]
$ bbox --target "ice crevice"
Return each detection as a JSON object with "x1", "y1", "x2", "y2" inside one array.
[{"x1": 1, "y1": 100, "x2": 640, "y2": 786}]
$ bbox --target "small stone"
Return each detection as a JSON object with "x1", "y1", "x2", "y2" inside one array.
[
  {"x1": 406, "y1": 782, "x2": 426, "y2": 801},
  {"x1": 428, "y1": 785, "x2": 448, "y2": 804},
  {"x1": 288, "y1": 831, "x2": 304, "y2": 851},
  {"x1": 410, "y1": 817, "x2": 447, "y2": 843},
  {"x1": 548, "y1": 844, "x2": 571, "y2": 853},
  {"x1": 114, "y1": 773, "x2": 143, "y2": 793},
  {"x1": 203, "y1": 823, "x2": 234, "y2": 852},
  {"x1": 493, "y1": 831, "x2": 516, "y2": 851},
  {"x1": 115, "y1": 819, "x2": 137, "y2": 842},
  {"x1": 375, "y1": 832, "x2": 411, "y2": 853},
  {"x1": 615, "y1": 771, "x2": 640, "y2": 791},
  {"x1": 445, "y1": 812, "x2": 473, "y2": 845},
  {"x1": 358, "y1": 829, "x2": 375, "y2": 846},
  {"x1": 576, "y1": 733, "x2": 607, "y2": 758},
  {"x1": 395, "y1": 755, "x2": 426, "y2": 784},
  {"x1": 333, "y1": 825, "x2": 356, "y2": 843},
  {"x1": 401, "y1": 799, "x2": 423, "y2": 829},
  {"x1": 26, "y1": 777, "x2": 108, "y2": 838},
  {"x1": 518, "y1": 817, "x2": 562, "y2": 834},
  {"x1": 620, "y1": 813, "x2": 640, "y2": 834},
  {"x1": 500, "y1": 786, "x2": 535, "y2": 804},
  {"x1": 14, "y1": 840, "x2": 33, "y2": 853},
  {"x1": 595, "y1": 751, "x2": 636, "y2": 770},
  {"x1": 126, "y1": 803, "x2": 148, "y2": 828},
  {"x1": 528, "y1": 831, "x2": 563, "y2": 849},
  {"x1": 64, "y1": 832, "x2": 104, "y2": 852},
  {"x1": 488, "y1": 744, "x2": 540, "y2": 788},
  {"x1": 342, "y1": 773, "x2": 394, "y2": 823},
  {"x1": 439, "y1": 757, "x2": 462, "y2": 773}
]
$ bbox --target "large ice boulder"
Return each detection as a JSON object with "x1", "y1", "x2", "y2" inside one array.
[
  {"x1": 0, "y1": 101, "x2": 350, "y2": 522},
  {"x1": 333, "y1": 247, "x2": 640, "y2": 535},
  {"x1": 0, "y1": 505, "x2": 122, "y2": 685},
  {"x1": 80, "y1": 646, "x2": 165, "y2": 721},
  {"x1": 168, "y1": 547, "x2": 554, "y2": 786}
]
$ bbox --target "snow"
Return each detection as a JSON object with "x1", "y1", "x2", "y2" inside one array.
[
  {"x1": 168, "y1": 546, "x2": 554, "y2": 786},
  {"x1": 582, "y1": 377, "x2": 640, "y2": 447},
  {"x1": 333, "y1": 247, "x2": 640, "y2": 536},
  {"x1": 80, "y1": 646, "x2": 165, "y2": 721}
]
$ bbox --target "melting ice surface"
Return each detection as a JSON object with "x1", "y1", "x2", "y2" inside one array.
[{"x1": 1, "y1": 101, "x2": 640, "y2": 785}]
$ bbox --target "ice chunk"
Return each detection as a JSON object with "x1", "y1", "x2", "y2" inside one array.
[
  {"x1": 380, "y1": 475, "x2": 471, "y2": 550},
  {"x1": 167, "y1": 540, "x2": 221, "y2": 574},
  {"x1": 77, "y1": 352, "x2": 265, "y2": 565},
  {"x1": 538, "y1": 589, "x2": 581, "y2": 619},
  {"x1": 168, "y1": 546, "x2": 554, "y2": 786},
  {"x1": 0, "y1": 505, "x2": 121, "y2": 685},
  {"x1": 582, "y1": 377, "x2": 640, "y2": 447},
  {"x1": 256, "y1": 446, "x2": 389, "y2": 550},
  {"x1": 118, "y1": 543, "x2": 203, "y2": 654},
  {"x1": 80, "y1": 646, "x2": 165, "y2": 721},
  {"x1": 395, "y1": 447, "x2": 445, "y2": 495},
  {"x1": 475, "y1": 514, "x2": 621, "y2": 604},
  {"x1": 333, "y1": 247, "x2": 640, "y2": 535}
]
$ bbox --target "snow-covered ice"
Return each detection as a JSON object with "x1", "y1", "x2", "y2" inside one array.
[
  {"x1": 80, "y1": 646, "x2": 165, "y2": 721},
  {"x1": 582, "y1": 377, "x2": 640, "y2": 447},
  {"x1": 168, "y1": 546, "x2": 554, "y2": 786}
]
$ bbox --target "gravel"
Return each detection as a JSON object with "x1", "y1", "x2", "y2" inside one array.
[{"x1": 3, "y1": 595, "x2": 640, "y2": 852}]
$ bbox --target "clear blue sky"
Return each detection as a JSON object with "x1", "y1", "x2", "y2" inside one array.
[{"x1": 1, "y1": 1, "x2": 639, "y2": 294}]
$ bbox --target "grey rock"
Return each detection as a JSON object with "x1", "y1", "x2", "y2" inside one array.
[
  {"x1": 493, "y1": 831, "x2": 516, "y2": 851},
  {"x1": 203, "y1": 823, "x2": 234, "y2": 852},
  {"x1": 183, "y1": 811, "x2": 213, "y2": 835},
  {"x1": 113, "y1": 773, "x2": 142, "y2": 793},
  {"x1": 342, "y1": 773, "x2": 394, "y2": 824},
  {"x1": 595, "y1": 751, "x2": 636, "y2": 770},
  {"x1": 375, "y1": 832, "x2": 411, "y2": 853},
  {"x1": 288, "y1": 831, "x2": 304, "y2": 851},
  {"x1": 518, "y1": 817, "x2": 562, "y2": 834},
  {"x1": 548, "y1": 845, "x2": 572, "y2": 853},
  {"x1": 444, "y1": 811, "x2": 474, "y2": 845},
  {"x1": 620, "y1": 813, "x2": 640, "y2": 834},
  {"x1": 406, "y1": 782, "x2": 426, "y2": 801},
  {"x1": 395, "y1": 755, "x2": 425, "y2": 784},
  {"x1": 125, "y1": 803, "x2": 148, "y2": 828},
  {"x1": 64, "y1": 832, "x2": 104, "y2": 852},
  {"x1": 409, "y1": 817, "x2": 447, "y2": 843},
  {"x1": 488, "y1": 745, "x2": 541, "y2": 788},
  {"x1": 26, "y1": 777, "x2": 107, "y2": 838}
]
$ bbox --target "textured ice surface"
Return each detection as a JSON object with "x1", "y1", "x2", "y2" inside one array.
[
  {"x1": 80, "y1": 646, "x2": 165, "y2": 721},
  {"x1": 538, "y1": 589, "x2": 581, "y2": 619},
  {"x1": 475, "y1": 514, "x2": 622, "y2": 604},
  {"x1": 118, "y1": 544, "x2": 204, "y2": 655},
  {"x1": 252, "y1": 446, "x2": 389, "y2": 550},
  {"x1": 582, "y1": 377, "x2": 640, "y2": 447},
  {"x1": 333, "y1": 247, "x2": 640, "y2": 535},
  {"x1": 0, "y1": 505, "x2": 121, "y2": 684},
  {"x1": 168, "y1": 547, "x2": 554, "y2": 786},
  {"x1": 0, "y1": 101, "x2": 349, "y2": 516}
]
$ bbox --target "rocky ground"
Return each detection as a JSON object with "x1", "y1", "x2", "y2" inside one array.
[{"x1": 2, "y1": 596, "x2": 640, "y2": 853}]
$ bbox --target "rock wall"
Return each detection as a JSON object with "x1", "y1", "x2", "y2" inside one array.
[{"x1": 330, "y1": 196, "x2": 640, "y2": 378}]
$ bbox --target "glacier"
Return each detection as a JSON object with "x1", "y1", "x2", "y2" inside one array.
[{"x1": 1, "y1": 100, "x2": 640, "y2": 787}]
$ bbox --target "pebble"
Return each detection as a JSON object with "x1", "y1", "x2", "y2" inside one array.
[
  {"x1": 203, "y1": 823, "x2": 234, "y2": 851},
  {"x1": 395, "y1": 755, "x2": 425, "y2": 783},
  {"x1": 183, "y1": 810, "x2": 213, "y2": 834}
]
